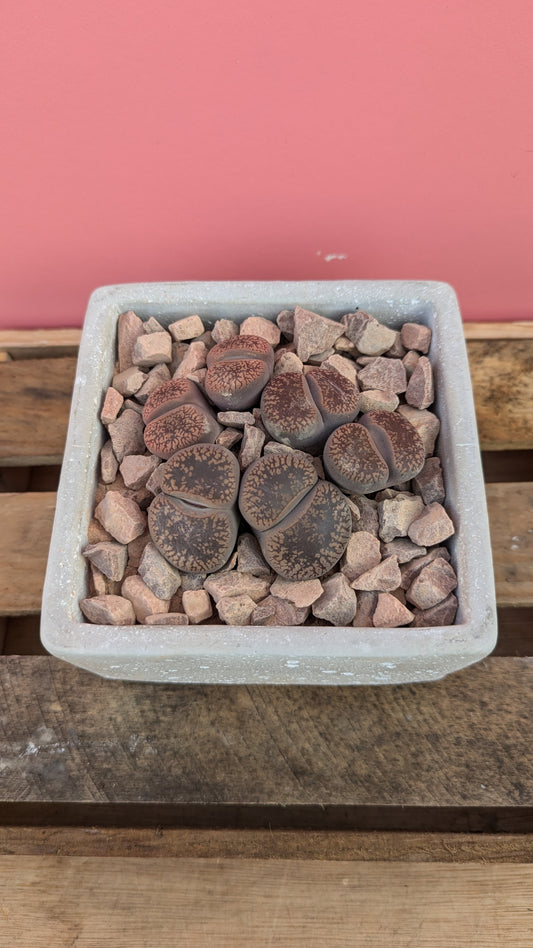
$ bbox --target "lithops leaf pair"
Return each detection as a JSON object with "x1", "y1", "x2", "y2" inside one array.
[
  {"x1": 260, "y1": 367, "x2": 360, "y2": 454},
  {"x1": 204, "y1": 334, "x2": 275, "y2": 410},
  {"x1": 148, "y1": 443, "x2": 240, "y2": 572},
  {"x1": 143, "y1": 378, "x2": 222, "y2": 459},
  {"x1": 239, "y1": 453, "x2": 352, "y2": 580},
  {"x1": 323, "y1": 409, "x2": 425, "y2": 493}
]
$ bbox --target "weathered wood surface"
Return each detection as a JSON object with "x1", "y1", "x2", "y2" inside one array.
[
  {"x1": 1, "y1": 481, "x2": 531, "y2": 615},
  {"x1": 487, "y1": 482, "x2": 533, "y2": 607},
  {"x1": 1, "y1": 856, "x2": 532, "y2": 947},
  {"x1": 0, "y1": 493, "x2": 56, "y2": 615},
  {"x1": 0, "y1": 655, "x2": 531, "y2": 814},
  {"x1": 0, "y1": 328, "x2": 81, "y2": 359},
  {"x1": 468, "y1": 338, "x2": 533, "y2": 449},
  {"x1": 1, "y1": 336, "x2": 532, "y2": 459},
  {"x1": 1, "y1": 357, "x2": 76, "y2": 464},
  {"x1": 464, "y1": 321, "x2": 533, "y2": 339}
]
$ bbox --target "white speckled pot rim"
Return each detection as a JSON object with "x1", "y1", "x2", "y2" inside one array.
[{"x1": 41, "y1": 280, "x2": 497, "y2": 684}]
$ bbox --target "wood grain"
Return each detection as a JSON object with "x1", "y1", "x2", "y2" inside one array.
[
  {"x1": 1, "y1": 358, "x2": 77, "y2": 464},
  {"x1": 1, "y1": 857, "x2": 532, "y2": 947},
  {"x1": 464, "y1": 321, "x2": 533, "y2": 340},
  {"x1": 0, "y1": 493, "x2": 56, "y2": 615},
  {"x1": 1, "y1": 481, "x2": 531, "y2": 615},
  {"x1": 0, "y1": 655, "x2": 531, "y2": 811},
  {"x1": 1, "y1": 826, "x2": 532, "y2": 862},
  {"x1": 468, "y1": 338, "x2": 533, "y2": 449},
  {"x1": 487, "y1": 482, "x2": 533, "y2": 607}
]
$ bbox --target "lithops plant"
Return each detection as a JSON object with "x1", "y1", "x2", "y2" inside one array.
[
  {"x1": 239, "y1": 453, "x2": 352, "y2": 580},
  {"x1": 204, "y1": 334, "x2": 275, "y2": 410},
  {"x1": 260, "y1": 367, "x2": 360, "y2": 454},
  {"x1": 148, "y1": 443, "x2": 240, "y2": 572},
  {"x1": 143, "y1": 377, "x2": 222, "y2": 459},
  {"x1": 324, "y1": 409, "x2": 426, "y2": 494}
]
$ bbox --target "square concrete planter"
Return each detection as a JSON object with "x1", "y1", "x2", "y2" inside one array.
[{"x1": 41, "y1": 281, "x2": 497, "y2": 684}]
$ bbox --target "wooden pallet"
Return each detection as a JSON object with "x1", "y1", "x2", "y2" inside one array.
[{"x1": 1, "y1": 325, "x2": 532, "y2": 946}]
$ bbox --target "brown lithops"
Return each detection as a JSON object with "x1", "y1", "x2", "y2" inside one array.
[
  {"x1": 324, "y1": 410, "x2": 425, "y2": 494},
  {"x1": 261, "y1": 367, "x2": 360, "y2": 453},
  {"x1": 143, "y1": 377, "x2": 222, "y2": 459},
  {"x1": 239, "y1": 453, "x2": 352, "y2": 580},
  {"x1": 204, "y1": 334, "x2": 275, "y2": 410},
  {"x1": 148, "y1": 443, "x2": 240, "y2": 572}
]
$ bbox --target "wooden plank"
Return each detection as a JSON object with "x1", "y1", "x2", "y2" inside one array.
[
  {"x1": 468, "y1": 338, "x2": 533, "y2": 449},
  {"x1": 0, "y1": 655, "x2": 531, "y2": 811},
  {"x1": 464, "y1": 321, "x2": 533, "y2": 340},
  {"x1": 1, "y1": 358, "x2": 77, "y2": 464},
  {"x1": 0, "y1": 329, "x2": 81, "y2": 359},
  {"x1": 1, "y1": 857, "x2": 532, "y2": 947},
  {"x1": 0, "y1": 826, "x2": 532, "y2": 861},
  {"x1": 487, "y1": 482, "x2": 533, "y2": 607},
  {"x1": 2, "y1": 481, "x2": 531, "y2": 615},
  {"x1": 0, "y1": 494, "x2": 56, "y2": 615}
]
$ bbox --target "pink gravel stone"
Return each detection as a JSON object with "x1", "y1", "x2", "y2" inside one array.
[
  {"x1": 135, "y1": 363, "x2": 172, "y2": 403},
  {"x1": 143, "y1": 316, "x2": 165, "y2": 334},
  {"x1": 100, "y1": 439, "x2": 119, "y2": 484},
  {"x1": 276, "y1": 309, "x2": 295, "y2": 339},
  {"x1": 112, "y1": 366, "x2": 146, "y2": 397},
  {"x1": 273, "y1": 350, "x2": 305, "y2": 375},
  {"x1": 312, "y1": 573, "x2": 357, "y2": 625},
  {"x1": 216, "y1": 428, "x2": 243, "y2": 449},
  {"x1": 173, "y1": 341, "x2": 208, "y2": 378},
  {"x1": 341, "y1": 531, "x2": 381, "y2": 581},
  {"x1": 82, "y1": 541, "x2": 128, "y2": 582},
  {"x1": 408, "y1": 502, "x2": 455, "y2": 547},
  {"x1": 251, "y1": 595, "x2": 309, "y2": 626},
  {"x1": 100, "y1": 387, "x2": 124, "y2": 425},
  {"x1": 108, "y1": 409, "x2": 145, "y2": 462},
  {"x1": 181, "y1": 589, "x2": 213, "y2": 623},
  {"x1": 357, "y1": 357, "x2": 407, "y2": 394},
  {"x1": 80, "y1": 594, "x2": 136, "y2": 625},
  {"x1": 217, "y1": 410, "x2": 255, "y2": 428},
  {"x1": 373, "y1": 592, "x2": 414, "y2": 628},
  {"x1": 358, "y1": 389, "x2": 399, "y2": 413},
  {"x1": 405, "y1": 356, "x2": 434, "y2": 409},
  {"x1": 217, "y1": 594, "x2": 257, "y2": 625},
  {"x1": 146, "y1": 461, "x2": 166, "y2": 495},
  {"x1": 204, "y1": 571, "x2": 270, "y2": 604},
  {"x1": 145, "y1": 612, "x2": 189, "y2": 625},
  {"x1": 380, "y1": 537, "x2": 427, "y2": 564},
  {"x1": 138, "y1": 541, "x2": 182, "y2": 599},
  {"x1": 238, "y1": 424, "x2": 265, "y2": 469},
  {"x1": 351, "y1": 555, "x2": 401, "y2": 592},
  {"x1": 121, "y1": 574, "x2": 171, "y2": 623},
  {"x1": 402, "y1": 350, "x2": 421, "y2": 378},
  {"x1": 406, "y1": 558, "x2": 458, "y2": 610},
  {"x1": 87, "y1": 517, "x2": 113, "y2": 544},
  {"x1": 384, "y1": 331, "x2": 407, "y2": 359},
  {"x1": 118, "y1": 311, "x2": 144, "y2": 372},
  {"x1": 352, "y1": 590, "x2": 378, "y2": 627},
  {"x1": 127, "y1": 531, "x2": 151, "y2": 569},
  {"x1": 293, "y1": 305, "x2": 345, "y2": 362},
  {"x1": 400, "y1": 322, "x2": 432, "y2": 354},
  {"x1": 350, "y1": 496, "x2": 380, "y2": 536},
  {"x1": 342, "y1": 311, "x2": 396, "y2": 356},
  {"x1": 400, "y1": 547, "x2": 451, "y2": 590},
  {"x1": 320, "y1": 353, "x2": 358, "y2": 385},
  {"x1": 237, "y1": 533, "x2": 272, "y2": 578},
  {"x1": 270, "y1": 576, "x2": 324, "y2": 608},
  {"x1": 132, "y1": 331, "x2": 172, "y2": 367},
  {"x1": 397, "y1": 405, "x2": 440, "y2": 457},
  {"x1": 211, "y1": 319, "x2": 239, "y2": 344},
  {"x1": 378, "y1": 493, "x2": 425, "y2": 542},
  {"x1": 119, "y1": 454, "x2": 160, "y2": 490},
  {"x1": 168, "y1": 315, "x2": 205, "y2": 342},
  {"x1": 95, "y1": 492, "x2": 147, "y2": 544},
  {"x1": 410, "y1": 593, "x2": 458, "y2": 627},
  {"x1": 240, "y1": 316, "x2": 281, "y2": 346},
  {"x1": 413, "y1": 457, "x2": 446, "y2": 505}
]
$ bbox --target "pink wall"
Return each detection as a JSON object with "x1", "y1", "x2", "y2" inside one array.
[{"x1": 3, "y1": 0, "x2": 533, "y2": 328}]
